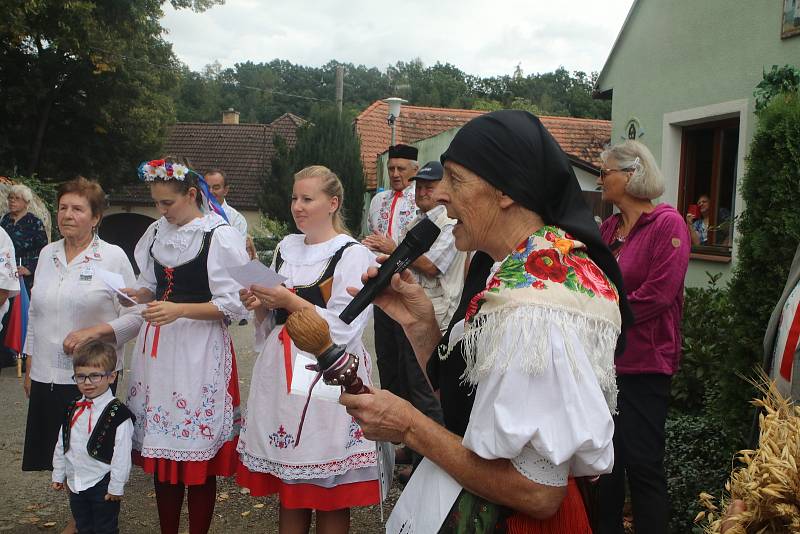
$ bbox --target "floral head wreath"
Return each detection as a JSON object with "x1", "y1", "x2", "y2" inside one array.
[
  {"x1": 135, "y1": 159, "x2": 229, "y2": 223},
  {"x1": 137, "y1": 159, "x2": 191, "y2": 182}
]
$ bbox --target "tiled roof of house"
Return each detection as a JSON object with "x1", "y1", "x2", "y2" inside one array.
[
  {"x1": 271, "y1": 112, "x2": 307, "y2": 148},
  {"x1": 111, "y1": 115, "x2": 305, "y2": 210},
  {"x1": 354, "y1": 101, "x2": 611, "y2": 190}
]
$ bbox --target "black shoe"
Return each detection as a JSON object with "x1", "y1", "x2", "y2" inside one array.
[
  {"x1": 238, "y1": 319, "x2": 248, "y2": 326},
  {"x1": 397, "y1": 465, "x2": 413, "y2": 485},
  {"x1": 395, "y1": 446, "x2": 413, "y2": 465}
]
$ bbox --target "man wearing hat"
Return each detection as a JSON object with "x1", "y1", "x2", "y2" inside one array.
[
  {"x1": 363, "y1": 146, "x2": 444, "y2": 474},
  {"x1": 400, "y1": 161, "x2": 467, "y2": 334},
  {"x1": 363, "y1": 144, "x2": 420, "y2": 400}
]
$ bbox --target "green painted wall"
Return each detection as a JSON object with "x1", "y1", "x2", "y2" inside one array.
[{"x1": 597, "y1": 0, "x2": 800, "y2": 286}]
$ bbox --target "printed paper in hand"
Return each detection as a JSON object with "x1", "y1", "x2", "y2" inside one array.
[
  {"x1": 95, "y1": 268, "x2": 137, "y2": 305},
  {"x1": 290, "y1": 353, "x2": 342, "y2": 403},
  {"x1": 385, "y1": 458, "x2": 462, "y2": 534},
  {"x1": 227, "y1": 260, "x2": 287, "y2": 289}
]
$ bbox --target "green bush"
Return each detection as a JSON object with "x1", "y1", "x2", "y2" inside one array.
[
  {"x1": 671, "y1": 273, "x2": 734, "y2": 415},
  {"x1": 665, "y1": 399, "x2": 739, "y2": 534},
  {"x1": 250, "y1": 214, "x2": 289, "y2": 266},
  {"x1": 725, "y1": 93, "x2": 800, "y2": 424}
]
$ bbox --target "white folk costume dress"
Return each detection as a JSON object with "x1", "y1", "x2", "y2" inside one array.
[
  {"x1": 126, "y1": 213, "x2": 249, "y2": 484},
  {"x1": 400, "y1": 227, "x2": 621, "y2": 533},
  {"x1": 236, "y1": 233, "x2": 380, "y2": 510}
]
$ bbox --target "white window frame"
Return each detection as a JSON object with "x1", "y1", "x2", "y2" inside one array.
[{"x1": 661, "y1": 99, "x2": 749, "y2": 261}]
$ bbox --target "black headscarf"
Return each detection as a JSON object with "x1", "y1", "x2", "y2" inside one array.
[{"x1": 441, "y1": 110, "x2": 633, "y2": 355}]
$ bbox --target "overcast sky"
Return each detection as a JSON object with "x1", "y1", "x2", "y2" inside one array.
[{"x1": 161, "y1": 0, "x2": 635, "y2": 77}]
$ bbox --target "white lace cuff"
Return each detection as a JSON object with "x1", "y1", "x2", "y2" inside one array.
[{"x1": 511, "y1": 446, "x2": 568, "y2": 487}]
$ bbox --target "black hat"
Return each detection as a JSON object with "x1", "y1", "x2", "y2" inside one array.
[
  {"x1": 388, "y1": 144, "x2": 418, "y2": 160},
  {"x1": 410, "y1": 161, "x2": 443, "y2": 181}
]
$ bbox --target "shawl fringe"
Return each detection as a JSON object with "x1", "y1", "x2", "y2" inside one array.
[{"x1": 459, "y1": 304, "x2": 619, "y2": 413}]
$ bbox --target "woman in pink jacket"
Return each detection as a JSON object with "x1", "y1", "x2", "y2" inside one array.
[{"x1": 595, "y1": 140, "x2": 690, "y2": 534}]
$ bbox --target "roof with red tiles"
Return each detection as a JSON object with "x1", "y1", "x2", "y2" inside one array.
[
  {"x1": 111, "y1": 115, "x2": 305, "y2": 210},
  {"x1": 354, "y1": 101, "x2": 611, "y2": 190},
  {"x1": 271, "y1": 112, "x2": 307, "y2": 148}
]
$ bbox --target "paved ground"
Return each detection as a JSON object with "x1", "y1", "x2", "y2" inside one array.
[{"x1": 0, "y1": 318, "x2": 401, "y2": 533}]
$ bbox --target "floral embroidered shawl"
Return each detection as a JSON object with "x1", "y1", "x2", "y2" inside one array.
[{"x1": 453, "y1": 225, "x2": 621, "y2": 412}]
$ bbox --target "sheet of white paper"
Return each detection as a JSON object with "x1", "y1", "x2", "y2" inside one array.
[
  {"x1": 95, "y1": 268, "x2": 137, "y2": 305},
  {"x1": 227, "y1": 260, "x2": 287, "y2": 289},
  {"x1": 385, "y1": 458, "x2": 462, "y2": 534},
  {"x1": 290, "y1": 353, "x2": 342, "y2": 403}
]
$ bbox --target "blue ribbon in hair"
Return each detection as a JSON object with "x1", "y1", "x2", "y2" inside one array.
[{"x1": 193, "y1": 171, "x2": 229, "y2": 223}]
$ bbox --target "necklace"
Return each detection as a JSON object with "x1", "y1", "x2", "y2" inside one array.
[{"x1": 613, "y1": 219, "x2": 630, "y2": 243}]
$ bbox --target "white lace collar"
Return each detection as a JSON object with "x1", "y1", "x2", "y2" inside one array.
[
  {"x1": 154, "y1": 213, "x2": 226, "y2": 252},
  {"x1": 278, "y1": 233, "x2": 357, "y2": 266}
]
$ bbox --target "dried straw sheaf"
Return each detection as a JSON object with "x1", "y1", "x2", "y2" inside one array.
[{"x1": 696, "y1": 373, "x2": 800, "y2": 533}]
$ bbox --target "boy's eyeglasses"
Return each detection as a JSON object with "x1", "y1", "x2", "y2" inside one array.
[{"x1": 72, "y1": 372, "x2": 113, "y2": 384}]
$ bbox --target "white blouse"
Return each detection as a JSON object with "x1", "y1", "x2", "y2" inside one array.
[
  {"x1": 255, "y1": 233, "x2": 376, "y2": 351},
  {"x1": 0, "y1": 228, "x2": 19, "y2": 326},
  {"x1": 461, "y1": 318, "x2": 615, "y2": 487},
  {"x1": 26, "y1": 237, "x2": 136, "y2": 384},
  {"x1": 132, "y1": 214, "x2": 248, "y2": 320}
]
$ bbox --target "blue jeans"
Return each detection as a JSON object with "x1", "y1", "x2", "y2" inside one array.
[{"x1": 69, "y1": 473, "x2": 120, "y2": 534}]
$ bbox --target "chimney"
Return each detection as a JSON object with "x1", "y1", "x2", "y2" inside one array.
[{"x1": 222, "y1": 108, "x2": 240, "y2": 125}]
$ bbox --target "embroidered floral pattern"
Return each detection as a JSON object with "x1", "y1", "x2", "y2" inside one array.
[
  {"x1": 465, "y1": 226, "x2": 617, "y2": 324},
  {"x1": 345, "y1": 417, "x2": 365, "y2": 449},
  {"x1": 525, "y1": 249, "x2": 568, "y2": 283},
  {"x1": 128, "y1": 329, "x2": 235, "y2": 462},
  {"x1": 268, "y1": 425, "x2": 295, "y2": 449},
  {"x1": 369, "y1": 188, "x2": 415, "y2": 236},
  {"x1": 239, "y1": 449, "x2": 377, "y2": 480}
]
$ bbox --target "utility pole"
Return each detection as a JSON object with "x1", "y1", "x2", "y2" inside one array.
[{"x1": 335, "y1": 66, "x2": 344, "y2": 118}]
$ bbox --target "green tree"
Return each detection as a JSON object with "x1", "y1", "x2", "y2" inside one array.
[
  {"x1": 260, "y1": 135, "x2": 295, "y2": 231},
  {"x1": 0, "y1": 0, "x2": 219, "y2": 184},
  {"x1": 261, "y1": 108, "x2": 365, "y2": 235}
]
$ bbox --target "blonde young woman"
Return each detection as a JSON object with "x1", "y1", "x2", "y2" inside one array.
[{"x1": 237, "y1": 166, "x2": 380, "y2": 534}]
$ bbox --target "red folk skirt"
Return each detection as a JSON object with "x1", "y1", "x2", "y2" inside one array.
[
  {"x1": 236, "y1": 465, "x2": 380, "y2": 511},
  {"x1": 505, "y1": 478, "x2": 591, "y2": 534},
  {"x1": 133, "y1": 349, "x2": 242, "y2": 486}
]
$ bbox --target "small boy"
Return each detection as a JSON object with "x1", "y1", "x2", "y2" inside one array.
[{"x1": 52, "y1": 342, "x2": 134, "y2": 534}]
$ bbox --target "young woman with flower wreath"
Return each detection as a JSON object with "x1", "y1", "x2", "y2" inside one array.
[{"x1": 90, "y1": 157, "x2": 250, "y2": 533}]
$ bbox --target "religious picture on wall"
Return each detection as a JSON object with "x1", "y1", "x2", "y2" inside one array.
[{"x1": 782, "y1": 0, "x2": 800, "y2": 39}]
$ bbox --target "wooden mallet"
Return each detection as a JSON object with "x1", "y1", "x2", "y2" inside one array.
[
  {"x1": 285, "y1": 308, "x2": 370, "y2": 446},
  {"x1": 285, "y1": 308, "x2": 369, "y2": 395}
]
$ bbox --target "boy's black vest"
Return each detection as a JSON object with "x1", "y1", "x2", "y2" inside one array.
[
  {"x1": 273, "y1": 241, "x2": 356, "y2": 324},
  {"x1": 62, "y1": 397, "x2": 135, "y2": 464}
]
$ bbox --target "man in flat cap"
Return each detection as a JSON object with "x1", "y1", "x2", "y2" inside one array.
[{"x1": 399, "y1": 161, "x2": 467, "y2": 334}]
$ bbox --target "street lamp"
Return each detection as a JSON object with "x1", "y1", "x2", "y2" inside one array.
[{"x1": 383, "y1": 97, "x2": 407, "y2": 146}]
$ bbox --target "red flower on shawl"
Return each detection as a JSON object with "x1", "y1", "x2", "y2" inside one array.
[
  {"x1": 563, "y1": 254, "x2": 618, "y2": 300},
  {"x1": 148, "y1": 159, "x2": 165, "y2": 167},
  {"x1": 525, "y1": 249, "x2": 568, "y2": 283}
]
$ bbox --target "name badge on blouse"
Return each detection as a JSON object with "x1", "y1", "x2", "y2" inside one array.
[{"x1": 79, "y1": 266, "x2": 94, "y2": 282}]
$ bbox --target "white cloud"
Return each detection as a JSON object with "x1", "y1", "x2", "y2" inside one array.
[{"x1": 162, "y1": 0, "x2": 634, "y2": 76}]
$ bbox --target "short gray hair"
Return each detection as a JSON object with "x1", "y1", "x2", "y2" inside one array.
[
  {"x1": 8, "y1": 184, "x2": 33, "y2": 204},
  {"x1": 600, "y1": 140, "x2": 664, "y2": 200}
]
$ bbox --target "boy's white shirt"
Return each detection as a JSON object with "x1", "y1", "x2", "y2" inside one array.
[{"x1": 52, "y1": 389, "x2": 133, "y2": 495}]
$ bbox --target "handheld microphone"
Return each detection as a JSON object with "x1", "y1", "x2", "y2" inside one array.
[{"x1": 340, "y1": 218, "x2": 441, "y2": 324}]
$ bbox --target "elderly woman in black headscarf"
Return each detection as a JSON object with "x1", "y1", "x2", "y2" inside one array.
[{"x1": 342, "y1": 110, "x2": 632, "y2": 532}]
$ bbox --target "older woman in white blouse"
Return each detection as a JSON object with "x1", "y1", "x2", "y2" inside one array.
[{"x1": 22, "y1": 177, "x2": 136, "y2": 477}]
